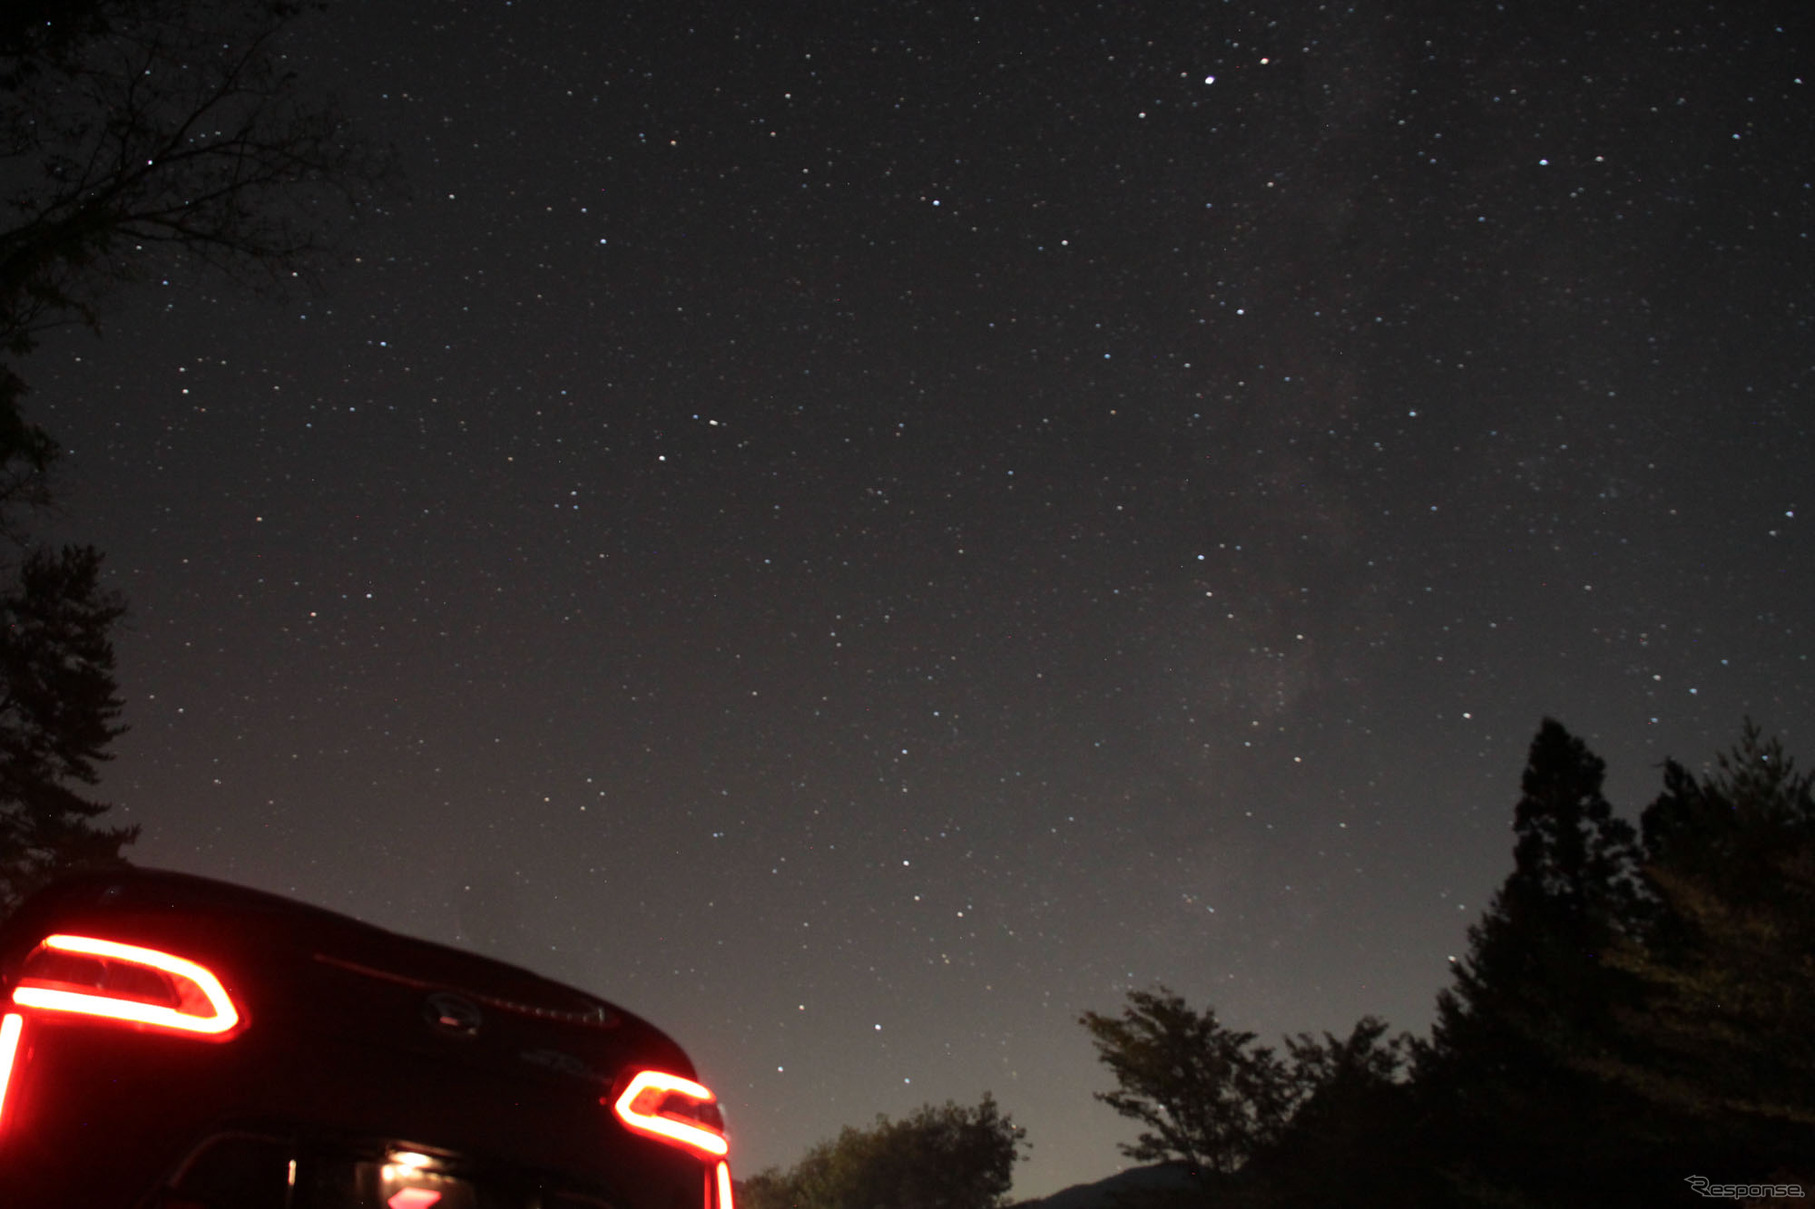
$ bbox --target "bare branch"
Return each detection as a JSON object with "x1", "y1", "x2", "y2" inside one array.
[{"x1": 0, "y1": 0, "x2": 390, "y2": 359}]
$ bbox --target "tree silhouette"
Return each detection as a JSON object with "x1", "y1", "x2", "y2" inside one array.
[
  {"x1": 1248, "y1": 1019, "x2": 1429, "y2": 1208},
  {"x1": 0, "y1": 0, "x2": 384, "y2": 910},
  {"x1": 1081, "y1": 987, "x2": 1296, "y2": 1175},
  {"x1": 1081, "y1": 990, "x2": 1435, "y2": 1206},
  {"x1": 1426, "y1": 720, "x2": 1641, "y2": 1052},
  {"x1": 0, "y1": 0, "x2": 388, "y2": 482},
  {"x1": 1581, "y1": 723, "x2": 1815, "y2": 1176},
  {"x1": 735, "y1": 1096, "x2": 1025, "y2": 1209},
  {"x1": 0, "y1": 544, "x2": 130, "y2": 914},
  {"x1": 1415, "y1": 719, "x2": 1654, "y2": 1206},
  {"x1": 1075, "y1": 723, "x2": 1815, "y2": 1206},
  {"x1": 0, "y1": 0, "x2": 384, "y2": 347}
]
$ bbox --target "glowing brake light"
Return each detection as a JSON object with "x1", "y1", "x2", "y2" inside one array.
[
  {"x1": 716, "y1": 1160, "x2": 736, "y2": 1209},
  {"x1": 10, "y1": 934, "x2": 240, "y2": 1037},
  {"x1": 0, "y1": 1013, "x2": 23, "y2": 1125},
  {"x1": 612, "y1": 1070, "x2": 729, "y2": 1159}
]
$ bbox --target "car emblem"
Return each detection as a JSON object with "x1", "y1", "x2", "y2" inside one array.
[
  {"x1": 423, "y1": 991, "x2": 484, "y2": 1040},
  {"x1": 520, "y1": 1047, "x2": 602, "y2": 1083}
]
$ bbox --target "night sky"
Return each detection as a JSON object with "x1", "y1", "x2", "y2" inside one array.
[{"x1": 20, "y1": 0, "x2": 1814, "y2": 1195}]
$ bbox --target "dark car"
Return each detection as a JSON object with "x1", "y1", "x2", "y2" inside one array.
[{"x1": 0, "y1": 867, "x2": 736, "y2": 1209}]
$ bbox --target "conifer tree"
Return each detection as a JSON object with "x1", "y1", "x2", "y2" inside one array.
[
  {"x1": 1416, "y1": 719, "x2": 1652, "y2": 1206},
  {"x1": 0, "y1": 544, "x2": 132, "y2": 915},
  {"x1": 1584, "y1": 724, "x2": 1815, "y2": 1176}
]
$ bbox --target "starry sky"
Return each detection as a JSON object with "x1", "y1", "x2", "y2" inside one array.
[{"x1": 17, "y1": 0, "x2": 1814, "y2": 1196}]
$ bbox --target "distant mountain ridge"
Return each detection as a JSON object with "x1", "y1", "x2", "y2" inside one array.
[{"x1": 1014, "y1": 1161, "x2": 1217, "y2": 1209}]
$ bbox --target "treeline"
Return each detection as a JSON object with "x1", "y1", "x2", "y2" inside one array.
[
  {"x1": 738, "y1": 1097, "x2": 1027, "y2": 1209},
  {"x1": 739, "y1": 720, "x2": 1815, "y2": 1208}
]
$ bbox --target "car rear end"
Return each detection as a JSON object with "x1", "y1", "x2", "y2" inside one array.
[{"x1": 0, "y1": 869, "x2": 735, "y2": 1209}]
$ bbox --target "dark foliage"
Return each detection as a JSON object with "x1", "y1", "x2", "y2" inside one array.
[
  {"x1": 0, "y1": 543, "x2": 131, "y2": 914},
  {"x1": 1408, "y1": 719, "x2": 1815, "y2": 1202},
  {"x1": 0, "y1": 0, "x2": 385, "y2": 349},
  {"x1": 0, "y1": 0, "x2": 389, "y2": 479},
  {"x1": 1245, "y1": 1019, "x2": 1434, "y2": 1208},
  {"x1": 1081, "y1": 990, "x2": 1436, "y2": 1206},
  {"x1": 1589, "y1": 724, "x2": 1815, "y2": 1174},
  {"x1": 1413, "y1": 719, "x2": 1665, "y2": 1205},
  {"x1": 736, "y1": 1096, "x2": 1026, "y2": 1209},
  {"x1": 0, "y1": 0, "x2": 385, "y2": 911},
  {"x1": 1078, "y1": 721, "x2": 1815, "y2": 1207},
  {"x1": 1081, "y1": 988, "x2": 1295, "y2": 1175}
]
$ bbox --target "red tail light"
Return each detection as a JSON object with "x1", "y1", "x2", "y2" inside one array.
[
  {"x1": 611, "y1": 1070, "x2": 729, "y2": 1159},
  {"x1": 715, "y1": 1159, "x2": 736, "y2": 1209},
  {"x1": 0, "y1": 1013, "x2": 23, "y2": 1126},
  {"x1": 10, "y1": 934, "x2": 240, "y2": 1037}
]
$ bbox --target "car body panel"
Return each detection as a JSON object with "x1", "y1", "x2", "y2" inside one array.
[{"x1": 0, "y1": 868, "x2": 729, "y2": 1209}]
